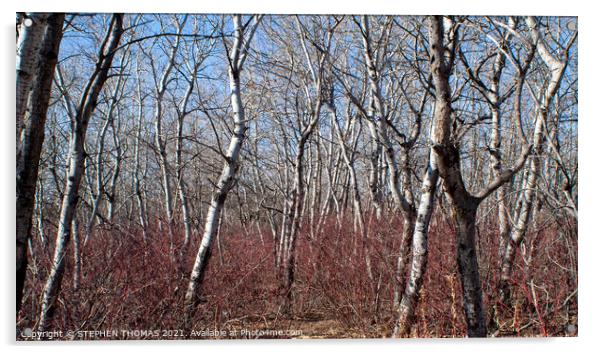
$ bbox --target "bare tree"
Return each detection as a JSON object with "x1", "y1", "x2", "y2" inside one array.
[
  {"x1": 499, "y1": 16, "x2": 577, "y2": 305},
  {"x1": 396, "y1": 16, "x2": 532, "y2": 337},
  {"x1": 133, "y1": 60, "x2": 149, "y2": 243},
  {"x1": 184, "y1": 14, "x2": 263, "y2": 327},
  {"x1": 174, "y1": 24, "x2": 215, "y2": 258},
  {"x1": 143, "y1": 15, "x2": 186, "y2": 259},
  {"x1": 37, "y1": 14, "x2": 124, "y2": 331},
  {"x1": 82, "y1": 56, "x2": 130, "y2": 242}
]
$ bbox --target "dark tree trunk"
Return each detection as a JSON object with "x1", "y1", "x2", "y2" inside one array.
[
  {"x1": 16, "y1": 13, "x2": 64, "y2": 315},
  {"x1": 452, "y1": 201, "x2": 487, "y2": 337}
]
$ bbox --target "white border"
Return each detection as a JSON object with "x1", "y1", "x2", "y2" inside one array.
[
  {"x1": 3, "y1": 1, "x2": 597, "y2": 354},
  {"x1": 8, "y1": 0, "x2": 581, "y2": 15}
]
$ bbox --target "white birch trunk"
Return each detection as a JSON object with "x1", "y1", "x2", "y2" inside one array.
[
  {"x1": 499, "y1": 16, "x2": 573, "y2": 304},
  {"x1": 149, "y1": 17, "x2": 185, "y2": 258},
  {"x1": 72, "y1": 216, "x2": 81, "y2": 291},
  {"x1": 393, "y1": 143, "x2": 439, "y2": 338},
  {"x1": 184, "y1": 14, "x2": 262, "y2": 326},
  {"x1": 85, "y1": 113, "x2": 111, "y2": 239},
  {"x1": 176, "y1": 55, "x2": 202, "y2": 258},
  {"x1": 134, "y1": 67, "x2": 148, "y2": 243},
  {"x1": 16, "y1": 13, "x2": 48, "y2": 143},
  {"x1": 37, "y1": 14, "x2": 123, "y2": 331}
]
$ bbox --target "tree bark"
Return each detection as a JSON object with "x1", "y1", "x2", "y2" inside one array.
[
  {"x1": 85, "y1": 109, "x2": 111, "y2": 240},
  {"x1": 72, "y1": 216, "x2": 81, "y2": 291},
  {"x1": 16, "y1": 13, "x2": 49, "y2": 143},
  {"x1": 152, "y1": 18, "x2": 184, "y2": 259},
  {"x1": 106, "y1": 116, "x2": 123, "y2": 223},
  {"x1": 426, "y1": 15, "x2": 488, "y2": 336},
  {"x1": 394, "y1": 149, "x2": 439, "y2": 337},
  {"x1": 184, "y1": 14, "x2": 262, "y2": 328},
  {"x1": 37, "y1": 14, "x2": 123, "y2": 331},
  {"x1": 16, "y1": 13, "x2": 64, "y2": 316},
  {"x1": 134, "y1": 66, "x2": 148, "y2": 243},
  {"x1": 419, "y1": 16, "x2": 530, "y2": 337},
  {"x1": 355, "y1": 16, "x2": 420, "y2": 294},
  {"x1": 499, "y1": 16, "x2": 572, "y2": 305},
  {"x1": 176, "y1": 52, "x2": 203, "y2": 259}
]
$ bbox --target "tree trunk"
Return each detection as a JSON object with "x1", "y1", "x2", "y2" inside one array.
[
  {"x1": 393, "y1": 150, "x2": 438, "y2": 337},
  {"x1": 16, "y1": 13, "x2": 49, "y2": 142},
  {"x1": 393, "y1": 199, "x2": 416, "y2": 306},
  {"x1": 37, "y1": 14, "x2": 123, "y2": 331},
  {"x1": 151, "y1": 17, "x2": 184, "y2": 259},
  {"x1": 422, "y1": 16, "x2": 488, "y2": 337},
  {"x1": 280, "y1": 140, "x2": 308, "y2": 315},
  {"x1": 85, "y1": 112, "x2": 111, "y2": 241},
  {"x1": 106, "y1": 118, "x2": 123, "y2": 223},
  {"x1": 184, "y1": 70, "x2": 243, "y2": 323},
  {"x1": 367, "y1": 122, "x2": 384, "y2": 219},
  {"x1": 134, "y1": 68, "x2": 148, "y2": 243},
  {"x1": 184, "y1": 14, "x2": 262, "y2": 328},
  {"x1": 499, "y1": 16, "x2": 571, "y2": 305},
  {"x1": 451, "y1": 200, "x2": 486, "y2": 337},
  {"x1": 16, "y1": 13, "x2": 64, "y2": 316},
  {"x1": 423, "y1": 16, "x2": 531, "y2": 337},
  {"x1": 72, "y1": 216, "x2": 81, "y2": 291},
  {"x1": 176, "y1": 56, "x2": 201, "y2": 259}
]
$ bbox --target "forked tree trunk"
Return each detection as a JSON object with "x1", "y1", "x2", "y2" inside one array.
[
  {"x1": 176, "y1": 55, "x2": 203, "y2": 259},
  {"x1": 395, "y1": 16, "x2": 530, "y2": 338},
  {"x1": 426, "y1": 16, "x2": 488, "y2": 334},
  {"x1": 153, "y1": 23, "x2": 182, "y2": 259},
  {"x1": 37, "y1": 14, "x2": 123, "y2": 331},
  {"x1": 16, "y1": 13, "x2": 64, "y2": 315},
  {"x1": 499, "y1": 16, "x2": 572, "y2": 305},
  {"x1": 393, "y1": 149, "x2": 439, "y2": 337},
  {"x1": 184, "y1": 14, "x2": 262, "y2": 328}
]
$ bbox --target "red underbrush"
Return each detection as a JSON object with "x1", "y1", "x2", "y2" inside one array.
[{"x1": 19, "y1": 211, "x2": 577, "y2": 339}]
